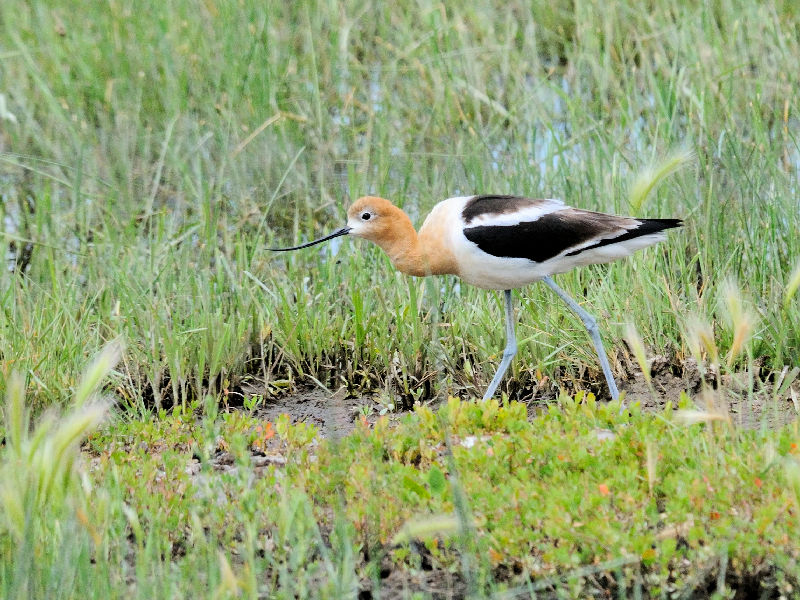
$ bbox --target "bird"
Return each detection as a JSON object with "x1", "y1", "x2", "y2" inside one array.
[{"x1": 269, "y1": 194, "x2": 682, "y2": 405}]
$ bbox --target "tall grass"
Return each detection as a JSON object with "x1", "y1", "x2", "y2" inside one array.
[
  {"x1": 1, "y1": 0, "x2": 798, "y2": 409},
  {"x1": 0, "y1": 343, "x2": 117, "y2": 599}
]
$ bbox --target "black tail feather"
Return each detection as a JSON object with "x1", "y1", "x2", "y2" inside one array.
[
  {"x1": 565, "y1": 218, "x2": 682, "y2": 257},
  {"x1": 637, "y1": 218, "x2": 683, "y2": 232}
]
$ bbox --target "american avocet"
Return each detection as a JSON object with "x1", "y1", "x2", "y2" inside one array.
[{"x1": 270, "y1": 195, "x2": 681, "y2": 405}]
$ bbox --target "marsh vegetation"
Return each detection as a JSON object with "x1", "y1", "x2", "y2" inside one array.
[{"x1": 1, "y1": 0, "x2": 799, "y2": 597}]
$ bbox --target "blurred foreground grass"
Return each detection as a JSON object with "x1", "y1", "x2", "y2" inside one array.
[{"x1": 2, "y1": 348, "x2": 799, "y2": 597}]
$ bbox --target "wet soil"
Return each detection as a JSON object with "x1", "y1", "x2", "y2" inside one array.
[
  {"x1": 240, "y1": 383, "x2": 375, "y2": 439},
  {"x1": 242, "y1": 359, "x2": 798, "y2": 440},
  {"x1": 618, "y1": 356, "x2": 799, "y2": 429}
]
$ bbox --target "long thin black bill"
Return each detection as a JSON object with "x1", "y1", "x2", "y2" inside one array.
[{"x1": 268, "y1": 226, "x2": 351, "y2": 251}]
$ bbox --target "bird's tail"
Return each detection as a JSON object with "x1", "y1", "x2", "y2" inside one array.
[
  {"x1": 565, "y1": 218, "x2": 682, "y2": 257},
  {"x1": 635, "y1": 218, "x2": 683, "y2": 234}
]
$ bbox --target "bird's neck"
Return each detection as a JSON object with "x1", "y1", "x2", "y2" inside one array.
[{"x1": 373, "y1": 211, "x2": 458, "y2": 277}]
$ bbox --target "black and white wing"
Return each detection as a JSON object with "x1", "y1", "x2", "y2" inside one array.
[{"x1": 461, "y1": 195, "x2": 682, "y2": 265}]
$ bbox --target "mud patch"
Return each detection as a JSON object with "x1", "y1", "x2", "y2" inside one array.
[
  {"x1": 243, "y1": 358, "x2": 797, "y2": 441},
  {"x1": 619, "y1": 356, "x2": 799, "y2": 429},
  {"x1": 242, "y1": 384, "x2": 373, "y2": 439}
]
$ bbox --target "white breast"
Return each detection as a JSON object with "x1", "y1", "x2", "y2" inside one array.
[{"x1": 417, "y1": 196, "x2": 550, "y2": 290}]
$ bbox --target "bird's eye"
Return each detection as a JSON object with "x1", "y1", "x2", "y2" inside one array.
[{"x1": 361, "y1": 212, "x2": 371, "y2": 221}]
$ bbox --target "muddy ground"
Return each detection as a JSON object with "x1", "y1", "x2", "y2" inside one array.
[{"x1": 244, "y1": 358, "x2": 798, "y2": 440}]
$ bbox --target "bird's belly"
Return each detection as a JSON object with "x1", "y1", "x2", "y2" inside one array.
[{"x1": 455, "y1": 252, "x2": 550, "y2": 290}]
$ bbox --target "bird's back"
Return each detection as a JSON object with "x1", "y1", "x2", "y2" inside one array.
[{"x1": 420, "y1": 195, "x2": 681, "y2": 290}]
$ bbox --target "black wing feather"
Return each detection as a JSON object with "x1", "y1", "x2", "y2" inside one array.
[
  {"x1": 463, "y1": 212, "x2": 682, "y2": 263},
  {"x1": 565, "y1": 218, "x2": 682, "y2": 256}
]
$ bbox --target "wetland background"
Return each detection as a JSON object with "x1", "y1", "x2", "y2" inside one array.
[{"x1": 1, "y1": 1, "x2": 800, "y2": 597}]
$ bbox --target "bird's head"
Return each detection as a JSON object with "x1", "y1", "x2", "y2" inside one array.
[
  {"x1": 345, "y1": 196, "x2": 407, "y2": 244},
  {"x1": 268, "y1": 196, "x2": 409, "y2": 252}
]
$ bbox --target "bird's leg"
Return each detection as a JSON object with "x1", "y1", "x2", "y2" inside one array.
[
  {"x1": 542, "y1": 276, "x2": 622, "y2": 408},
  {"x1": 482, "y1": 289, "x2": 517, "y2": 401}
]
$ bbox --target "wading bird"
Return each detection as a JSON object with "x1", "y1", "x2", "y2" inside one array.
[{"x1": 270, "y1": 195, "x2": 681, "y2": 404}]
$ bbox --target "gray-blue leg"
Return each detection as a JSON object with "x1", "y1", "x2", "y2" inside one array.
[
  {"x1": 482, "y1": 289, "x2": 517, "y2": 401},
  {"x1": 542, "y1": 276, "x2": 622, "y2": 407}
]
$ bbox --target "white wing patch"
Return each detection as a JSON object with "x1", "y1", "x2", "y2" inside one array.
[{"x1": 463, "y1": 197, "x2": 565, "y2": 227}]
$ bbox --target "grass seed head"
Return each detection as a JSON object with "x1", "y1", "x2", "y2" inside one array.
[
  {"x1": 785, "y1": 260, "x2": 800, "y2": 308},
  {"x1": 684, "y1": 313, "x2": 719, "y2": 372},
  {"x1": 216, "y1": 551, "x2": 241, "y2": 597},
  {"x1": 391, "y1": 513, "x2": 461, "y2": 546},
  {"x1": 674, "y1": 409, "x2": 731, "y2": 426},
  {"x1": 719, "y1": 279, "x2": 756, "y2": 366},
  {"x1": 74, "y1": 339, "x2": 123, "y2": 407},
  {"x1": 624, "y1": 322, "x2": 650, "y2": 385},
  {"x1": 628, "y1": 147, "x2": 695, "y2": 213},
  {"x1": 3, "y1": 371, "x2": 29, "y2": 459},
  {"x1": 0, "y1": 343, "x2": 118, "y2": 541}
]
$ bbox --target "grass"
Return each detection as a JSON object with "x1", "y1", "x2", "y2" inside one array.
[
  {"x1": 1, "y1": 0, "x2": 798, "y2": 408},
  {"x1": 1, "y1": 0, "x2": 800, "y2": 596},
  {"x1": 3, "y1": 358, "x2": 800, "y2": 597}
]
